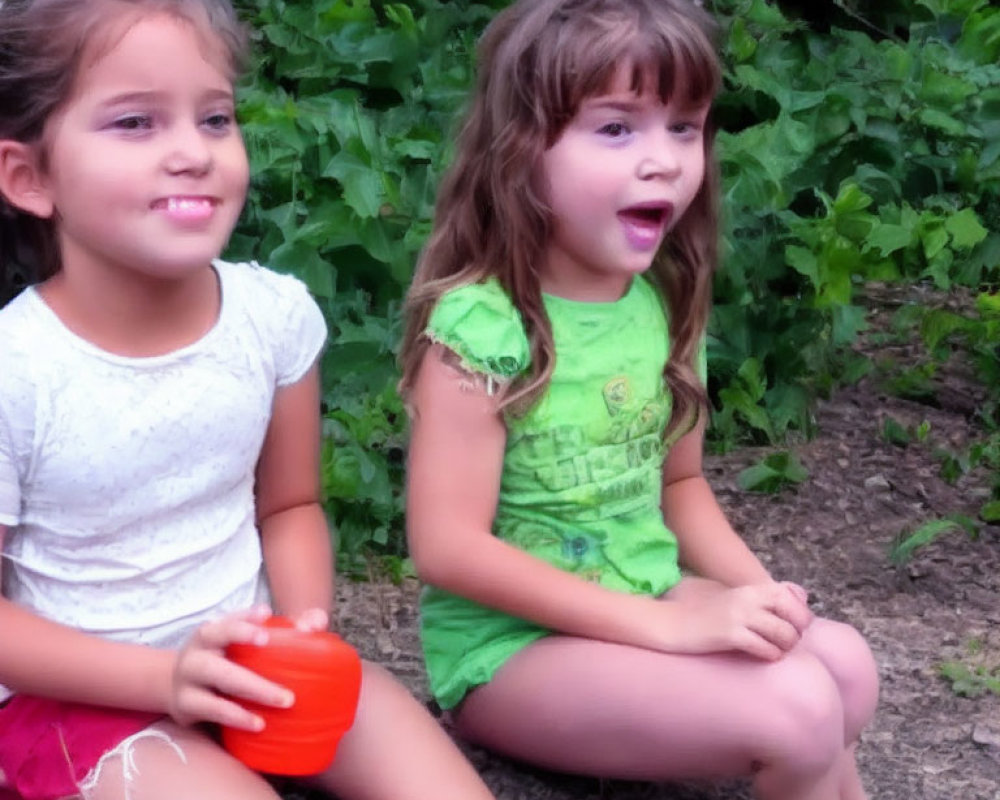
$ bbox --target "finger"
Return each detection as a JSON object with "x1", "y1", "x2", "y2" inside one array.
[
  {"x1": 751, "y1": 613, "x2": 801, "y2": 652},
  {"x1": 177, "y1": 686, "x2": 267, "y2": 731},
  {"x1": 293, "y1": 607, "x2": 329, "y2": 632},
  {"x1": 764, "y1": 585, "x2": 812, "y2": 633},
  {"x1": 781, "y1": 581, "x2": 809, "y2": 606},
  {"x1": 734, "y1": 629, "x2": 784, "y2": 662},
  {"x1": 783, "y1": 595, "x2": 813, "y2": 633},
  {"x1": 179, "y1": 649, "x2": 294, "y2": 708},
  {"x1": 191, "y1": 612, "x2": 272, "y2": 651},
  {"x1": 216, "y1": 661, "x2": 295, "y2": 708}
]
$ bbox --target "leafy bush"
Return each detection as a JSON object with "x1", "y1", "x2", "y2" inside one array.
[
  {"x1": 706, "y1": 0, "x2": 999, "y2": 449},
  {"x1": 226, "y1": 0, "x2": 1000, "y2": 560},
  {"x1": 230, "y1": 0, "x2": 499, "y2": 560}
]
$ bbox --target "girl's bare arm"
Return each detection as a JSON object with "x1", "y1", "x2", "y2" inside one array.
[
  {"x1": 660, "y1": 421, "x2": 773, "y2": 586},
  {"x1": 407, "y1": 350, "x2": 668, "y2": 640},
  {"x1": 408, "y1": 349, "x2": 799, "y2": 659},
  {"x1": 0, "y1": 524, "x2": 174, "y2": 710},
  {"x1": 255, "y1": 364, "x2": 333, "y2": 627}
]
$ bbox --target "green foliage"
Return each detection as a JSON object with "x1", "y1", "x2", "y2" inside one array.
[
  {"x1": 706, "y1": 0, "x2": 1000, "y2": 449},
  {"x1": 229, "y1": 0, "x2": 497, "y2": 559},
  {"x1": 888, "y1": 514, "x2": 979, "y2": 563},
  {"x1": 317, "y1": 294, "x2": 407, "y2": 572},
  {"x1": 881, "y1": 291, "x2": 1000, "y2": 522},
  {"x1": 881, "y1": 417, "x2": 931, "y2": 446},
  {"x1": 737, "y1": 450, "x2": 809, "y2": 493},
  {"x1": 225, "y1": 0, "x2": 1000, "y2": 560},
  {"x1": 940, "y1": 639, "x2": 1000, "y2": 698}
]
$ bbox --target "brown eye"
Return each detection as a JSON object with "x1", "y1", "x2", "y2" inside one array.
[
  {"x1": 203, "y1": 113, "x2": 233, "y2": 131},
  {"x1": 114, "y1": 114, "x2": 152, "y2": 131},
  {"x1": 597, "y1": 122, "x2": 630, "y2": 138}
]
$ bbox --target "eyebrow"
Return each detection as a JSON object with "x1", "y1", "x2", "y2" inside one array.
[
  {"x1": 97, "y1": 88, "x2": 235, "y2": 108},
  {"x1": 581, "y1": 98, "x2": 644, "y2": 113}
]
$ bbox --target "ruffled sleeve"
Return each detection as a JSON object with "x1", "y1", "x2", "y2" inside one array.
[{"x1": 426, "y1": 279, "x2": 530, "y2": 381}]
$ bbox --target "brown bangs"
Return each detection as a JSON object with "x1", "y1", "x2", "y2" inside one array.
[
  {"x1": 539, "y1": 4, "x2": 720, "y2": 144},
  {"x1": 624, "y1": 22, "x2": 721, "y2": 108}
]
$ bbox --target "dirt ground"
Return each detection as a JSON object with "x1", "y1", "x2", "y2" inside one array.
[{"x1": 303, "y1": 293, "x2": 1000, "y2": 800}]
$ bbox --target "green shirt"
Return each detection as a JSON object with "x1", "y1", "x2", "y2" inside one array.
[{"x1": 420, "y1": 276, "x2": 695, "y2": 709}]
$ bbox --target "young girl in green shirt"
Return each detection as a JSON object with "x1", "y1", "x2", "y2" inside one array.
[{"x1": 399, "y1": 1, "x2": 879, "y2": 798}]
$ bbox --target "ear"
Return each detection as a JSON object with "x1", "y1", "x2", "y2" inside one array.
[{"x1": 0, "y1": 139, "x2": 55, "y2": 219}]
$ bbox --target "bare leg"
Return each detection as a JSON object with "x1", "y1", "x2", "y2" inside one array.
[
  {"x1": 314, "y1": 661, "x2": 494, "y2": 800},
  {"x1": 670, "y1": 578, "x2": 878, "y2": 744},
  {"x1": 798, "y1": 619, "x2": 879, "y2": 745},
  {"x1": 83, "y1": 662, "x2": 493, "y2": 800},
  {"x1": 454, "y1": 634, "x2": 847, "y2": 800},
  {"x1": 82, "y1": 722, "x2": 281, "y2": 800},
  {"x1": 667, "y1": 577, "x2": 878, "y2": 800}
]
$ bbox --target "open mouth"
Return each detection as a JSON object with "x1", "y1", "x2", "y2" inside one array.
[
  {"x1": 618, "y1": 202, "x2": 674, "y2": 250},
  {"x1": 618, "y1": 202, "x2": 673, "y2": 228}
]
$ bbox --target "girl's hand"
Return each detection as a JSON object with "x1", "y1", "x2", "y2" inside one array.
[
  {"x1": 290, "y1": 606, "x2": 330, "y2": 633},
  {"x1": 669, "y1": 581, "x2": 813, "y2": 661},
  {"x1": 167, "y1": 606, "x2": 294, "y2": 731}
]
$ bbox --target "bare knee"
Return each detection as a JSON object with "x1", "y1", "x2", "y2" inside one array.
[
  {"x1": 757, "y1": 654, "x2": 845, "y2": 777},
  {"x1": 802, "y1": 619, "x2": 880, "y2": 741}
]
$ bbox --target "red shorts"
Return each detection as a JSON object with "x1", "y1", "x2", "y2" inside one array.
[{"x1": 0, "y1": 695, "x2": 161, "y2": 800}]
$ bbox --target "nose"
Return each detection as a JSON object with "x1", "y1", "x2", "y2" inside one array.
[
  {"x1": 636, "y1": 133, "x2": 682, "y2": 181},
  {"x1": 164, "y1": 122, "x2": 213, "y2": 176}
]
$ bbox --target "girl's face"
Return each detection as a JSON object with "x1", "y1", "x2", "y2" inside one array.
[
  {"x1": 35, "y1": 12, "x2": 249, "y2": 285},
  {"x1": 540, "y1": 66, "x2": 710, "y2": 302}
]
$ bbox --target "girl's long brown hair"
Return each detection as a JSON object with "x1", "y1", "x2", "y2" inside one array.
[{"x1": 399, "y1": 0, "x2": 721, "y2": 437}]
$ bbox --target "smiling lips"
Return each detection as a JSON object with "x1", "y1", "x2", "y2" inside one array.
[
  {"x1": 618, "y1": 201, "x2": 674, "y2": 250},
  {"x1": 152, "y1": 196, "x2": 218, "y2": 225}
]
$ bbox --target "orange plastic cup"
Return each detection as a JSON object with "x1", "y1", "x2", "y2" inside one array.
[{"x1": 221, "y1": 616, "x2": 362, "y2": 775}]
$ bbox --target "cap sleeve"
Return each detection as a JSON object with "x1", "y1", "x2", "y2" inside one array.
[
  {"x1": 426, "y1": 279, "x2": 530, "y2": 381},
  {"x1": 272, "y1": 275, "x2": 327, "y2": 387},
  {"x1": 224, "y1": 261, "x2": 327, "y2": 387}
]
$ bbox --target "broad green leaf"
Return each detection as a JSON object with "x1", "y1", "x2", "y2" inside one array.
[
  {"x1": 785, "y1": 246, "x2": 820, "y2": 289},
  {"x1": 323, "y1": 152, "x2": 385, "y2": 218},
  {"x1": 268, "y1": 242, "x2": 337, "y2": 298},
  {"x1": 867, "y1": 223, "x2": 915, "y2": 256},
  {"x1": 921, "y1": 224, "x2": 950, "y2": 261},
  {"x1": 832, "y1": 184, "x2": 873, "y2": 216},
  {"x1": 944, "y1": 208, "x2": 989, "y2": 249},
  {"x1": 917, "y1": 108, "x2": 968, "y2": 136},
  {"x1": 728, "y1": 18, "x2": 758, "y2": 62}
]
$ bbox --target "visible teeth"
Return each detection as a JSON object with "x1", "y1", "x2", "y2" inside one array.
[{"x1": 166, "y1": 198, "x2": 207, "y2": 211}]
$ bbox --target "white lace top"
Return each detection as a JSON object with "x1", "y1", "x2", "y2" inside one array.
[{"x1": 0, "y1": 261, "x2": 327, "y2": 701}]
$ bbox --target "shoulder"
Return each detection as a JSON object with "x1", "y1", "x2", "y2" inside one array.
[
  {"x1": 216, "y1": 258, "x2": 324, "y2": 333},
  {"x1": 0, "y1": 289, "x2": 49, "y2": 371},
  {"x1": 215, "y1": 259, "x2": 327, "y2": 385},
  {"x1": 215, "y1": 259, "x2": 316, "y2": 309},
  {"x1": 0, "y1": 291, "x2": 46, "y2": 424},
  {"x1": 427, "y1": 279, "x2": 530, "y2": 379}
]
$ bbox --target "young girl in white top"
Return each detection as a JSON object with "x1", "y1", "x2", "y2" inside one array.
[
  {"x1": 400, "y1": 1, "x2": 879, "y2": 798},
  {"x1": 0, "y1": 2, "x2": 493, "y2": 799}
]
